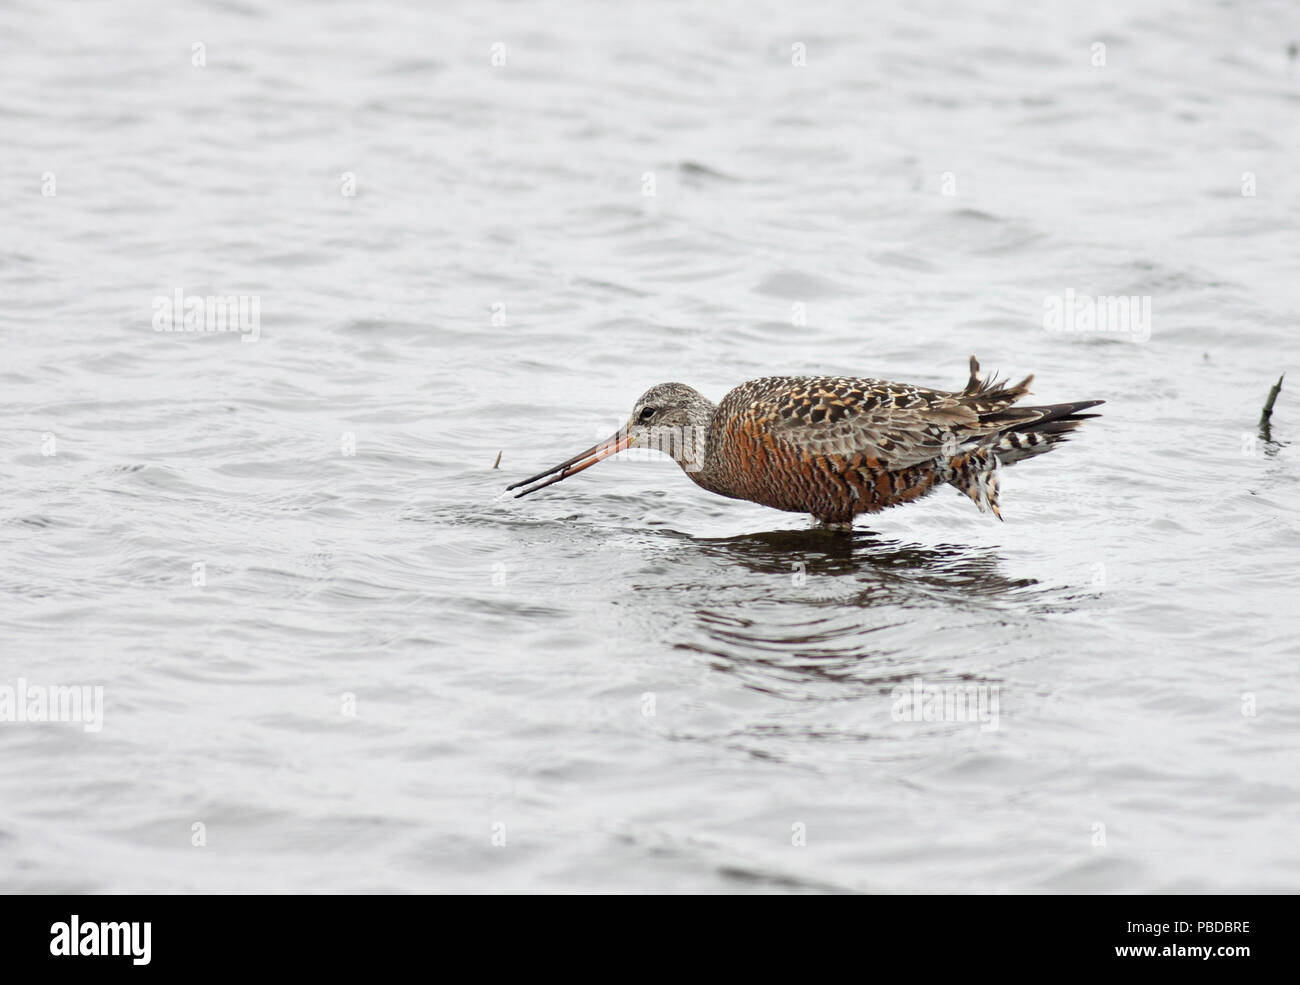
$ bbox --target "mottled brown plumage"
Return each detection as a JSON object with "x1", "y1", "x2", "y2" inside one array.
[{"x1": 508, "y1": 356, "x2": 1102, "y2": 529}]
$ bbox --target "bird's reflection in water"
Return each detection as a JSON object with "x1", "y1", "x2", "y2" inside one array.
[
  {"x1": 656, "y1": 528, "x2": 1045, "y2": 698},
  {"x1": 695, "y1": 528, "x2": 1037, "y2": 602}
]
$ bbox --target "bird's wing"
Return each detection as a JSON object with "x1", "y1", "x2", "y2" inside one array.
[{"x1": 736, "y1": 357, "x2": 1037, "y2": 470}]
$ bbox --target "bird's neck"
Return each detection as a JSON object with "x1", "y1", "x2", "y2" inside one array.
[{"x1": 673, "y1": 405, "x2": 725, "y2": 492}]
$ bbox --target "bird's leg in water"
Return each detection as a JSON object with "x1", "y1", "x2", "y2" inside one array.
[{"x1": 814, "y1": 518, "x2": 855, "y2": 533}]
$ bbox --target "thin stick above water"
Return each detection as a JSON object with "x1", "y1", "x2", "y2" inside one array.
[{"x1": 1259, "y1": 374, "x2": 1284, "y2": 439}]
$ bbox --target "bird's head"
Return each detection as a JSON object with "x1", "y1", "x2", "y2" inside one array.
[{"x1": 506, "y1": 382, "x2": 716, "y2": 498}]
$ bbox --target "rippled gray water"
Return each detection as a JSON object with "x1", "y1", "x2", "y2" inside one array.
[{"x1": 2, "y1": 0, "x2": 1299, "y2": 893}]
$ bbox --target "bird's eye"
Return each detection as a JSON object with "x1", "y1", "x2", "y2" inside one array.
[{"x1": 639, "y1": 407, "x2": 656, "y2": 421}]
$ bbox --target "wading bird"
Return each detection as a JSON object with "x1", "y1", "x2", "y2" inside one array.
[{"x1": 507, "y1": 357, "x2": 1102, "y2": 529}]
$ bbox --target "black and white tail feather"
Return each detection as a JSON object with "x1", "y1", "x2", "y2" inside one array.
[{"x1": 944, "y1": 356, "x2": 1103, "y2": 519}]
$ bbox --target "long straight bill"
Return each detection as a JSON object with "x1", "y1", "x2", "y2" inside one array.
[{"x1": 506, "y1": 430, "x2": 632, "y2": 498}]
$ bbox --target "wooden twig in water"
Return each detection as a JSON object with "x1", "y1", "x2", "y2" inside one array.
[
  {"x1": 492, "y1": 450, "x2": 502, "y2": 469},
  {"x1": 1259, "y1": 374, "x2": 1284, "y2": 440}
]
